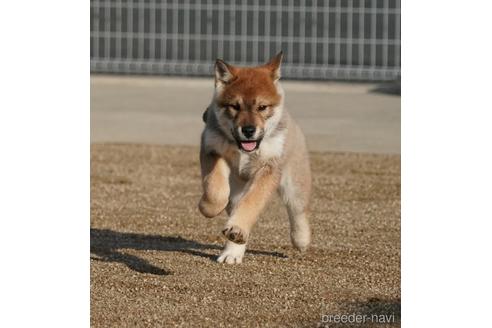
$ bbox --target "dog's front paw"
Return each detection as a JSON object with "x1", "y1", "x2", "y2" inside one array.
[
  {"x1": 222, "y1": 224, "x2": 248, "y2": 244},
  {"x1": 217, "y1": 242, "x2": 246, "y2": 264}
]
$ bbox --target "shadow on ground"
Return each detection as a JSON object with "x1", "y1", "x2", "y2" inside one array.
[
  {"x1": 370, "y1": 80, "x2": 401, "y2": 96},
  {"x1": 90, "y1": 228, "x2": 287, "y2": 275}
]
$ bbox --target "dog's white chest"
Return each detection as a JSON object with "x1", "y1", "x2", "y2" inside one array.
[
  {"x1": 259, "y1": 133, "x2": 285, "y2": 159},
  {"x1": 238, "y1": 152, "x2": 252, "y2": 175}
]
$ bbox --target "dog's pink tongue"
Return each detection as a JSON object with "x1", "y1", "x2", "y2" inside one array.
[{"x1": 241, "y1": 141, "x2": 257, "y2": 151}]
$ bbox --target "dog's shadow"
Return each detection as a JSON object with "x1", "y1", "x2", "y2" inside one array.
[{"x1": 90, "y1": 228, "x2": 287, "y2": 276}]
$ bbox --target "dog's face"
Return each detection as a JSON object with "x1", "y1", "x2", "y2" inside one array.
[{"x1": 212, "y1": 52, "x2": 284, "y2": 152}]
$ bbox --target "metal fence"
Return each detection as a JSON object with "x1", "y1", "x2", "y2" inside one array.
[{"x1": 90, "y1": 0, "x2": 400, "y2": 81}]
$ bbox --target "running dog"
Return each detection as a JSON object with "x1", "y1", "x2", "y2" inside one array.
[{"x1": 199, "y1": 52, "x2": 312, "y2": 264}]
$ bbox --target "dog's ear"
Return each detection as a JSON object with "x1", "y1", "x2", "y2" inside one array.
[
  {"x1": 265, "y1": 51, "x2": 283, "y2": 81},
  {"x1": 215, "y1": 59, "x2": 236, "y2": 86}
]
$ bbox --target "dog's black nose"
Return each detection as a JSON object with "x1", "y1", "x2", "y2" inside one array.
[{"x1": 241, "y1": 125, "x2": 256, "y2": 138}]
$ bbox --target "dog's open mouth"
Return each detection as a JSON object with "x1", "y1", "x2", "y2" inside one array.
[
  {"x1": 240, "y1": 141, "x2": 257, "y2": 152},
  {"x1": 236, "y1": 139, "x2": 261, "y2": 152}
]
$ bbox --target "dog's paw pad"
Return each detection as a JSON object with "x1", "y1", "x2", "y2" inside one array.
[{"x1": 222, "y1": 225, "x2": 247, "y2": 244}]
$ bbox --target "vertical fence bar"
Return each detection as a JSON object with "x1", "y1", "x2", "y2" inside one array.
[
  {"x1": 288, "y1": 0, "x2": 294, "y2": 64},
  {"x1": 149, "y1": 0, "x2": 155, "y2": 61},
  {"x1": 230, "y1": 1, "x2": 236, "y2": 61},
  {"x1": 253, "y1": 0, "x2": 259, "y2": 63},
  {"x1": 206, "y1": 0, "x2": 212, "y2": 62},
  {"x1": 241, "y1": 0, "x2": 247, "y2": 64},
  {"x1": 160, "y1": 3, "x2": 167, "y2": 62},
  {"x1": 335, "y1": 0, "x2": 341, "y2": 68},
  {"x1": 172, "y1": 0, "x2": 179, "y2": 61},
  {"x1": 323, "y1": 1, "x2": 329, "y2": 68},
  {"x1": 217, "y1": 0, "x2": 224, "y2": 61},
  {"x1": 311, "y1": 0, "x2": 317, "y2": 66},
  {"x1": 196, "y1": 0, "x2": 201, "y2": 64},
  {"x1": 276, "y1": 0, "x2": 281, "y2": 57},
  {"x1": 300, "y1": 1, "x2": 306, "y2": 66},
  {"x1": 105, "y1": 0, "x2": 111, "y2": 60},
  {"x1": 383, "y1": 0, "x2": 389, "y2": 68},
  {"x1": 371, "y1": 0, "x2": 377, "y2": 69},
  {"x1": 138, "y1": 0, "x2": 144, "y2": 60},
  {"x1": 184, "y1": 0, "x2": 190, "y2": 62},
  {"x1": 347, "y1": 0, "x2": 353, "y2": 69},
  {"x1": 358, "y1": 0, "x2": 364, "y2": 69},
  {"x1": 90, "y1": 1, "x2": 93, "y2": 58},
  {"x1": 128, "y1": 0, "x2": 133, "y2": 61},
  {"x1": 93, "y1": 0, "x2": 99, "y2": 60},
  {"x1": 395, "y1": 0, "x2": 400, "y2": 70},
  {"x1": 116, "y1": 0, "x2": 121, "y2": 59},
  {"x1": 264, "y1": 1, "x2": 270, "y2": 58}
]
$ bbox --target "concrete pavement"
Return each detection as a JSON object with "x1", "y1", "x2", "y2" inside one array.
[{"x1": 91, "y1": 75, "x2": 400, "y2": 154}]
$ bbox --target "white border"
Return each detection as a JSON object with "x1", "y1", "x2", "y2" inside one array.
[
  {"x1": 1, "y1": 1, "x2": 492, "y2": 327},
  {"x1": 0, "y1": 1, "x2": 89, "y2": 327},
  {"x1": 403, "y1": 1, "x2": 492, "y2": 327}
]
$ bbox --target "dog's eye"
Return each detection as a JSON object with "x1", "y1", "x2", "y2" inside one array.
[
  {"x1": 227, "y1": 104, "x2": 240, "y2": 111},
  {"x1": 258, "y1": 105, "x2": 268, "y2": 112}
]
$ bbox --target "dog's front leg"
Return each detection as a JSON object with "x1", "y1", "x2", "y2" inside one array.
[
  {"x1": 198, "y1": 151, "x2": 230, "y2": 218},
  {"x1": 217, "y1": 166, "x2": 279, "y2": 264},
  {"x1": 221, "y1": 165, "x2": 280, "y2": 245}
]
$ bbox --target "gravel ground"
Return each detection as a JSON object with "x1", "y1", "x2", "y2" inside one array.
[{"x1": 91, "y1": 144, "x2": 400, "y2": 327}]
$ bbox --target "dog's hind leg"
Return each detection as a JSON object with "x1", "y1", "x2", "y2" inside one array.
[{"x1": 278, "y1": 167, "x2": 312, "y2": 252}]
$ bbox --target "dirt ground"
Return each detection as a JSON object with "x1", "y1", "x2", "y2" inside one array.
[{"x1": 90, "y1": 144, "x2": 400, "y2": 327}]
